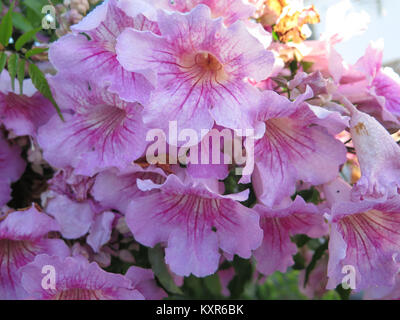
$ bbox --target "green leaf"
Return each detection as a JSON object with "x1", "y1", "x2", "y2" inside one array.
[
  {"x1": 228, "y1": 256, "x2": 253, "y2": 299},
  {"x1": 292, "y1": 252, "x2": 306, "y2": 270},
  {"x1": 203, "y1": 274, "x2": 222, "y2": 296},
  {"x1": 7, "y1": 53, "x2": 18, "y2": 91},
  {"x1": 335, "y1": 284, "x2": 352, "y2": 300},
  {"x1": 25, "y1": 47, "x2": 48, "y2": 59},
  {"x1": 12, "y1": 11, "x2": 34, "y2": 33},
  {"x1": 272, "y1": 31, "x2": 279, "y2": 42},
  {"x1": 15, "y1": 27, "x2": 41, "y2": 51},
  {"x1": 304, "y1": 239, "x2": 328, "y2": 287},
  {"x1": 0, "y1": 52, "x2": 7, "y2": 74},
  {"x1": 292, "y1": 234, "x2": 311, "y2": 248},
  {"x1": 17, "y1": 58, "x2": 25, "y2": 95},
  {"x1": 148, "y1": 245, "x2": 183, "y2": 295},
  {"x1": 28, "y1": 63, "x2": 64, "y2": 121},
  {"x1": 0, "y1": 1, "x2": 15, "y2": 47},
  {"x1": 301, "y1": 61, "x2": 314, "y2": 73},
  {"x1": 22, "y1": 0, "x2": 44, "y2": 16}
]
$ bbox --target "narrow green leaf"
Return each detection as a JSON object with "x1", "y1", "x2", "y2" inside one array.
[
  {"x1": 17, "y1": 58, "x2": 26, "y2": 95},
  {"x1": 25, "y1": 47, "x2": 48, "y2": 59},
  {"x1": 22, "y1": 0, "x2": 44, "y2": 16},
  {"x1": 0, "y1": 1, "x2": 15, "y2": 47},
  {"x1": 15, "y1": 27, "x2": 41, "y2": 51},
  {"x1": 0, "y1": 52, "x2": 7, "y2": 74},
  {"x1": 148, "y1": 245, "x2": 183, "y2": 295},
  {"x1": 28, "y1": 63, "x2": 64, "y2": 121},
  {"x1": 272, "y1": 31, "x2": 279, "y2": 42},
  {"x1": 8, "y1": 53, "x2": 18, "y2": 91},
  {"x1": 12, "y1": 11, "x2": 34, "y2": 33}
]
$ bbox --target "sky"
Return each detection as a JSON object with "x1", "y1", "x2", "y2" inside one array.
[{"x1": 306, "y1": 0, "x2": 400, "y2": 65}]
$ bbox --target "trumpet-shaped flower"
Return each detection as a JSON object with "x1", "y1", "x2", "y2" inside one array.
[
  {"x1": 0, "y1": 71, "x2": 55, "y2": 137},
  {"x1": 49, "y1": 0, "x2": 159, "y2": 104},
  {"x1": 20, "y1": 254, "x2": 145, "y2": 300},
  {"x1": 125, "y1": 174, "x2": 263, "y2": 277},
  {"x1": 116, "y1": 4, "x2": 274, "y2": 142},
  {"x1": 253, "y1": 196, "x2": 327, "y2": 275},
  {"x1": 323, "y1": 178, "x2": 400, "y2": 291},
  {"x1": 251, "y1": 88, "x2": 347, "y2": 206},
  {"x1": 37, "y1": 76, "x2": 148, "y2": 176},
  {"x1": 0, "y1": 205, "x2": 69, "y2": 299},
  {"x1": 342, "y1": 98, "x2": 400, "y2": 200}
]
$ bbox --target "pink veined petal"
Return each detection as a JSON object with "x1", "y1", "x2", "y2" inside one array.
[
  {"x1": 0, "y1": 206, "x2": 69, "y2": 300},
  {"x1": 37, "y1": 82, "x2": 148, "y2": 176},
  {"x1": 125, "y1": 266, "x2": 167, "y2": 300},
  {"x1": 49, "y1": 0, "x2": 159, "y2": 104},
  {"x1": 372, "y1": 69, "x2": 400, "y2": 118},
  {"x1": 253, "y1": 197, "x2": 327, "y2": 275},
  {"x1": 165, "y1": 226, "x2": 221, "y2": 277},
  {"x1": 0, "y1": 74, "x2": 55, "y2": 137},
  {"x1": 45, "y1": 194, "x2": 95, "y2": 239},
  {"x1": 327, "y1": 198, "x2": 400, "y2": 291},
  {"x1": 87, "y1": 211, "x2": 115, "y2": 253},
  {"x1": 20, "y1": 254, "x2": 144, "y2": 300},
  {"x1": 348, "y1": 108, "x2": 400, "y2": 200},
  {"x1": 116, "y1": 4, "x2": 274, "y2": 140},
  {"x1": 126, "y1": 174, "x2": 262, "y2": 277},
  {"x1": 253, "y1": 91, "x2": 346, "y2": 206},
  {"x1": 92, "y1": 167, "x2": 166, "y2": 215}
]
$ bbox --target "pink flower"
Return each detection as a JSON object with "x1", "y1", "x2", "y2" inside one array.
[
  {"x1": 341, "y1": 97, "x2": 400, "y2": 200},
  {"x1": 0, "y1": 70, "x2": 55, "y2": 137},
  {"x1": 251, "y1": 88, "x2": 347, "y2": 206},
  {"x1": 92, "y1": 165, "x2": 166, "y2": 215},
  {"x1": 49, "y1": 0, "x2": 159, "y2": 104},
  {"x1": 0, "y1": 135, "x2": 25, "y2": 207},
  {"x1": 253, "y1": 196, "x2": 327, "y2": 276},
  {"x1": 20, "y1": 254, "x2": 145, "y2": 300},
  {"x1": 37, "y1": 76, "x2": 148, "y2": 176},
  {"x1": 116, "y1": 4, "x2": 274, "y2": 142},
  {"x1": 126, "y1": 0, "x2": 256, "y2": 26},
  {"x1": 364, "y1": 275, "x2": 400, "y2": 300},
  {"x1": 323, "y1": 178, "x2": 400, "y2": 291},
  {"x1": 0, "y1": 205, "x2": 69, "y2": 299},
  {"x1": 43, "y1": 168, "x2": 115, "y2": 252},
  {"x1": 301, "y1": 36, "x2": 346, "y2": 84},
  {"x1": 124, "y1": 266, "x2": 167, "y2": 300},
  {"x1": 336, "y1": 40, "x2": 400, "y2": 125},
  {"x1": 125, "y1": 174, "x2": 263, "y2": 277}
]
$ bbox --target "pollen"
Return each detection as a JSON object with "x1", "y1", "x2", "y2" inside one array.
[{"x1": 354, "y1": 122, "x2": 369, "y2": 136}]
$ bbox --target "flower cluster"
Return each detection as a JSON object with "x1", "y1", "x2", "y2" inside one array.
[{"x1": 1, "y1": 0, "x2": 400, "y2": 300}]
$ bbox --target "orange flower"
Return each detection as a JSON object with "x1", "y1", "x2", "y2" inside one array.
[{"x1": 274, "y1": 5, "x2": 320, "y2": 43}]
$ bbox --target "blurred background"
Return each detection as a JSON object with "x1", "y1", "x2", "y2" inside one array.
[{"x1": 306, "y1": 0, "x2": 400, "y2": 73}]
